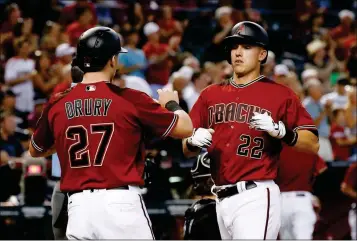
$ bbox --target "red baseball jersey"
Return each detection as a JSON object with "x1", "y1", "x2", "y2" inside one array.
[
  {"x1": 342, "y1": 163, "x2": 357, "y2": 190},
  {"x1": 276, "y1": 145, "x2": 327, "y2": 192},
  {"x1": 329, "y1": 124, "x2": 351, "y2": 161},
  {"x1": 31, "y1": 82, "x2": 178, "y2": 192},
  {"x1": 189, "y1": 76, "x2": 317, "y2": 185}
]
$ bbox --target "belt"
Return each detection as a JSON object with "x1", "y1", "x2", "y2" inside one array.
[
  {"x1": 67, "y1": 186, "x2": 129, "y2": 197},
  {"x1": 215, "y1": 181, "x2": 257, "y2": 199}
]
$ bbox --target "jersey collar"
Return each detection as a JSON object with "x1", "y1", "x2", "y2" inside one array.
[{"x1": 230, "y1": 75, "x2": 265, "y2": 88}]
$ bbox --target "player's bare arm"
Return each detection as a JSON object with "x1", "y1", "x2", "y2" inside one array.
[
  {"x1": 157, "y1": 88, "x2": 193, "y2": 139},
  {"x1": 250, "y1": 112, "x2": 319, "y2": 154},
  {"x1": 341, "y1": 182, "x2": 357, "y2": 199}
]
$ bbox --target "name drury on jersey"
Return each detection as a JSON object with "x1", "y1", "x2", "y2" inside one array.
[{"x1": 65, "y1": 98, "x2": 112, "y2": 119}]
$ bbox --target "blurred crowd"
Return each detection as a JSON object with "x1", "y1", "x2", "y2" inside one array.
[{"x1": 0, "y1": 0, "x2": 356, "y2": 238}]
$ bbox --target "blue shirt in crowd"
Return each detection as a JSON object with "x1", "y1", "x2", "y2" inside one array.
[
  {"x1": 303, "y1": 97, "x2": 330, "y2": 138},
  {"x1": 118, "y1": 47, "x2": 147, "y2": 79}
]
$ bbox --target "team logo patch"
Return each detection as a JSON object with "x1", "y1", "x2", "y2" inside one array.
[
  {"x1": 235, "y1": 24, "x2": 245, "y2": 35},
  {"x1": 86, "y1": 85, "x2": 96, "y2": 91}
]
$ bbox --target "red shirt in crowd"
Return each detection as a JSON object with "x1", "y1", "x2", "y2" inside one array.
[
  {"x1": 342, "y1": 163, "x2": 357, "y2": 190},
  {"x1": 143, "y1": 42, "x2": 171, "y2": 86},
  {"x1": 66, "y1": 22, "x2": 95, "y2": 46},
  {"x1": 330, "y1": 124, "x2": 351, "y2": 161}
]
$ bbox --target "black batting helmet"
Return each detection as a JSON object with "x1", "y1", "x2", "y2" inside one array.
[
  {"x1": 222, "y1": 21, "x2": 269, "y2": 64},
  {"x1": 75, "y1": 26, "x2": 127, "y2": 73}
]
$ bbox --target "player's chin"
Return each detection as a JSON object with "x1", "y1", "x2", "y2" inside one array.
[{"x1": 233, "y1": 66, "x2": 247, "y2": 77}]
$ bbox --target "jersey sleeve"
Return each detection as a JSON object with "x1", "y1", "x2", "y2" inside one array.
[
  {"x1": 313, "y1": 156, "x2": 327, "y2": 176},
  {"x1": 135, "y1": 92, "x2": 178, "y2": 138},
  {"x1": 343, "y1": 164, "x2": 357, "y2": 188},
  {"x1": 282, "y1": 91, "x2": 318, "y2": 135},
  {"x1": 31, "y1": 103, "x2": 55, "y2": 153},
  {"x1": 189, "y1": 93, "x2": 208, "y2": 129}
]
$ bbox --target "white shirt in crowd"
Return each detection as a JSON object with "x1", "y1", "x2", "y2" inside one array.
[
  {"x1": 320, "y1": 91, "x2": 348, "y2": 110},
  {"x1": 122, "y1": 75, "x2": 153, "y2": 97},
  {"x1": 4, "y1": 57, "x2": 35, "y2": 113},
  {"x1": 183, "y1": 83, "x2": 200, "y2": 111}
]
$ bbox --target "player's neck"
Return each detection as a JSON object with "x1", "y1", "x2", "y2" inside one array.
[
  {"x1": 82, "y1": 72, "x2": 111, "y2": 84},
  {"x1": 233, "y1": 69, "x2": 261, "y2": 86}
]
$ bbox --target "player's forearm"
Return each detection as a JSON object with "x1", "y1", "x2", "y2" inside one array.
[
  {"x1": 169, "y1": 110, "x2": 193, "y2": 139},
  {"x1": 341, "y1": 183, "x2": 357, "y2": 200},
  {"x1": 182, "y1": 138, "x2": 201, "y2": 158},
  {"x1": 292, "y1": 130, "x2": 320, "y2": 154}
]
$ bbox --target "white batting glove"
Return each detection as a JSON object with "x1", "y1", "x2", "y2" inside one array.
[
  {"x1": 187, "y1": 128, "x2": 215, "y2": 148},
  {"x1": 249, "y1": 112, "x2": 286, "y2": 139}
]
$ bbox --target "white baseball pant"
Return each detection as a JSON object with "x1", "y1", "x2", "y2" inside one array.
[
  {"x1": 65, "y1": 186, "x2": 154, "y2": 239},
  {"x1": 279, "y1": 191, "x2": 317, "y2": 239},
  {"x1": 349, "y1": 204, "x2": 356, "y2": 240},
  {"x1": 214, "y1": 180, "x2": 281, "y2": 239}
]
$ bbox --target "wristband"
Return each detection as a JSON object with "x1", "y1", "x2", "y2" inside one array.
[
  {"x1": 165, "y1": 100, "x2": 182, "y2": 112},
  {"x1": 186, "y1": 139, "x2": 200, "y2": 152},
  {"x1": 282, "y1": 129, "x2": 298, "y2": 146}
]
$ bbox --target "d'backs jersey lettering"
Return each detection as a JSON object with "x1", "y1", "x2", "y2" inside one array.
[
  {"x1": 31, "y1": 82, "x2": 178, "y2": 192},
  {"x1": 190, "y1": 76, "x2": 317, "y2": 185}
]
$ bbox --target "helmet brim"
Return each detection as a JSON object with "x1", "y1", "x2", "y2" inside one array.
[{"x1": 222, "y1": 35, "x2": 267, "y2": 48}]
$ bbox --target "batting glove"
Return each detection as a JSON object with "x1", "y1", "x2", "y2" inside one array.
[
  {"x1": 187, "y1": 128, "x2": 215, "y2": 148},
  {"x1": 249, "y1": 112, "x2": 286, "y2": 139}
]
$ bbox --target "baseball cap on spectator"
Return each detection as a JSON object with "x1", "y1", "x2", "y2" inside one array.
[
  {"x1": 274, "y1": 64, "x2": 289, "y2": 76},
  {"x1": 303, "y1": 78, "x2": 321, "y2": 89},
  {"x1": 338, "y1": 10, "x2": 355, "y2": 21},
  {"x1": 281, "y1": 59, "x2": 296, "y2": 71},
  {"x1": 301, "y1": 69, "x2": 318, "y2": 82},
  {"x1": 143, "y1": 22, "x2": 159, "y2": 36},
  {"x1": 55, "y1": 43, "x2": 76, "y2": 58},
  {"x1": 215, "y1": 6, "x2": 232, "y2": 20},
  {"x1": 306, "y1": 39, "x2": 326, "y2": 56}
]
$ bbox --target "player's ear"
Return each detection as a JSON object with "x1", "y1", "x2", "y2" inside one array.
[{"x1": 259, "y1": 49, "x2": 267, "y2": 62}]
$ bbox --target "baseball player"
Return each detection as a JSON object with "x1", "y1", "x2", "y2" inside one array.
[
  {"x1": 184, "y1": 152, "x2": 221, "y2": 240},
  {"x1": 340, "y1": 163, "x2": 357, "y2": 240},
  {"x1": 51, "y1": 58, "x2": 83, "y2": 240},
  {"x1": 29, "y1": 26, "x2": 193, "y2": 239},
  {"x1": 276, "y1": 146, "x2": 327, "y2": 239},
  {"x1": 182, "y1": 21, "x2": 319, "y2": 239}
]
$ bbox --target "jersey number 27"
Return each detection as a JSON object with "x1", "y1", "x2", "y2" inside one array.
[{"x1": 66, "y1": 123, "x2": 114, "y2": 168}]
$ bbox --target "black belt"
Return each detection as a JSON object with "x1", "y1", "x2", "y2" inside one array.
[
  {"x1": 67, "y1": 186, "x2": 129, "y2": 197},
  {"x1": 215, "y1": 181, "x2": 257, "y2": 199}
]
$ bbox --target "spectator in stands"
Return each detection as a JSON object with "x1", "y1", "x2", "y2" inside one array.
[
  {"x1": 329, "y1": 108, "x2": 355, "y2": 161},
  {"x1": 142, "y1": 22, "x2": 172, "y2": 99},
  {"x1": 59, "y1": 0, "x2": 97, "y2": 27},
  {"x1": 273, "y1": 64, "x2": 290, "y2": 86},
  {"x1": 295, "y1": 0, "x2": 325, "y2": 39},
  {"x1": 301, "y1": 68, "x2": 318, "y2": 83},
  {"x1": 347, "y1": 45, "x2": 357, "y2": 82},
  {"x1": 157, "y1": 5, "x2": 183, "y2": 43},
  {"x1": 329, "y1": 10, "x2": 355, "y2": 44},
  {"x1": 27, "y1": 98, "x2": 47, "y2": 130},
  {"x1": 52, "y1": 64, "x2": 73, "y2": 95},
  {"x1": 306, "y1": 13, "x2": 328, "y2": 43},
  {"x1": 340, "y1": 163, "x2": 357, "y2": 240},
  {"x1": 183, "y1": 56, "x2": 200, "y2": 72},
  {"x1": 345, "y1": 86, "x2": 357, "y2": 157},
  {"x1": 261, "y1": 50, "x2": 276, "y2": 79},
  {"x1": 118, "y1": 30, "x2": 148, "y2": 79},
  {"x1": 303, "y1": 78, "x2": 334, "y2": 161},
  {"x1": 54, "y1": 43, "x2": 76, "y2": 70},
  {"x1": 66, "y1": 6, "x2": 95, "y2": 46},
  {"x1": 320, "y1": 78, "x2": 350, "y2": 109},
  {"x1": 4, "y1": 39, "x2": 36, "y2": 114},
  {"x1": 0, "y1": 3, "x2": 21, "y2": 35},
  {"x1": 204, "y1": 6, "x2": 233, "y2": 63},
  {"x1": 40, "y1": 21, "x2": 69, "y2": 55},
  {"x1": 183, "y1": 71, "x2": 212, "y2": 111},
  {"x1": 0, "y1": 111, "x2": 25, "y2": 206},
  {"x1": 305, "y1": 39, "x2": 337, "y2": 88},
  {"x1": 33, "y1": 51, "x2": 61, "y2": 99},
  {"x1": 0, "y1": 90, "x2": 28, "y2": 130}
]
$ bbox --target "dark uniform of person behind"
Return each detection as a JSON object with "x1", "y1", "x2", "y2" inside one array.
[{"x1": 184, "y1": 152, "x2": 221, "y2": 240}]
